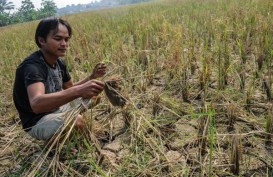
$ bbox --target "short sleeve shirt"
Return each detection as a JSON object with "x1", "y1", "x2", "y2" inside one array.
[{"x1": 13, "y1": 50, "x2": 71, "y2": 131}]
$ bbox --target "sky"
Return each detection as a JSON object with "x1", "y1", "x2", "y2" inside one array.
[{"x1": 10, "y1": 0, "x2": 98, "y2": 9}]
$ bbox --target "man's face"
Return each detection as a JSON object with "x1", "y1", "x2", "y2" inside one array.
[{"x1": 40, "y1": 24, "x2": 70, "y2": 58}]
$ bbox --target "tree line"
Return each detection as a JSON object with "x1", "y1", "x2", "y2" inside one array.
[{"x1": 0, "y1": 0, "x2": 56, "y2": 27}]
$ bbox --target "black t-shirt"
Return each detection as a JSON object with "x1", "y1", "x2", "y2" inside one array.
[{"x1": 13, "y1": 50, "x2": 71, "y2": 131}]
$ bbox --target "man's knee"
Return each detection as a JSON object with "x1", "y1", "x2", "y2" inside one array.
[
  {"x1": 28, "y1": 114, "x2": 64, "y2": 140},
  {"x1": 75, "y1": 114, "x2": 84, "y2": 129}
]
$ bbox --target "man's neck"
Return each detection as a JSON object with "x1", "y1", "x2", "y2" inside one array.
[{"x1": 40, "y1": 49, "x2": 58, "y2": 68}]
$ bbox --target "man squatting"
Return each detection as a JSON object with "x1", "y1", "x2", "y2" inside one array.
[{"x1": 13, "y1": 17, "x2": 106, "y2": 141}]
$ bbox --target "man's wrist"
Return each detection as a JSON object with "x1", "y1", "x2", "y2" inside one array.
[{"x1": 89, "y1": 74, "x2": 95, "y2": 80}]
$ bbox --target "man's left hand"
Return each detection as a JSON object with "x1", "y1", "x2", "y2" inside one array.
[{"x1": 90, "y1": 63, "x2": 107, "y2": 79}]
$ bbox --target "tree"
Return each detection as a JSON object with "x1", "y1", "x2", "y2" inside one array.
[
  {"x1": 0, "y1": 12, "x2": 10, "y2": 26},
  {"x1": 0, "y1": 0, "x2": 14, "y2": 13},
  {"x1": 116, "y1": 0, "x2": 151, "y2": 5},
  {"x1": 17, "y1": 0, "x2": 37, "y2": 22},
  {"x1": 0, "y1": 0, "x2": 14, "y2": 26},
  {"x1": 38, "y1": 0, "x2": 57, "y2": 19}
]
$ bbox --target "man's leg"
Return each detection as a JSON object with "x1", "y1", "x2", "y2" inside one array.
[
  {"x1": 27, "y1": 97, "x2": 98, "y2": 140},
  {"x1": 27, "y1": 111, "x2": 66, "y2": 140}
]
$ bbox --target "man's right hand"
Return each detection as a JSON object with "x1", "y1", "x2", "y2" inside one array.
[{"x1": 78, "y1": 79, "x2": 105, "y2": 98}]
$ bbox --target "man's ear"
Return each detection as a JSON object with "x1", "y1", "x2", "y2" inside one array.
[{"x1": 38, "y1": 37, "x2": 46, "y2": 46}]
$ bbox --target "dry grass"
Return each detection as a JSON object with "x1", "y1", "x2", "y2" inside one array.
[{"x1": 1, "y1": 0, "x2": 273, "y2": 176}]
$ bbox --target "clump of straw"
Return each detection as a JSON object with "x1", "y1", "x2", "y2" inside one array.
[{"x1": 104, "y1": 75, "x2": 126, "y2": 107}]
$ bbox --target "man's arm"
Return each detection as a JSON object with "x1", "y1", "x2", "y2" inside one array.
[
  {"x1": 28, "y1": 80, "x2": 105, "y2": 114},
  {"x1": 63, "y1": 63, "x2": 107, "y2": 89},
  {"x1": 62, "y1": 77, "x2": 90, "y2": 89},
  {"x1": 63, "y1": 79, "x2": 74, "y2": 89}
]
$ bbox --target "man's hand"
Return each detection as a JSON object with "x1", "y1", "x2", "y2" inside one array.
[
  {"x1": 90, "y1": 63, "x2": 106, "y2": 79},
  {"x1": 79, "y1": 79, "x2": 105, "y2": 99}
]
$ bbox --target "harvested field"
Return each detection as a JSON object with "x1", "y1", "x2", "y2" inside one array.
[{"x1": 0, "y1": 0, "x2": 272, "y2": 176}]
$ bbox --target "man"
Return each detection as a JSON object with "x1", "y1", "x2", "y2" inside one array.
[{"x1": 13, "y1": 17, "x2": 106, "y2": 141}]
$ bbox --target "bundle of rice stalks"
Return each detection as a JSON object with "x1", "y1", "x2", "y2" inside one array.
[
  {"x1": 26, "y1": 98, "x2": 104, "y2": 176},
  {"x1": 230, "y1": 133, "x2": 241, "y2": 176},
  {"x1": 104, "y1": 76, "x2": 127, "y2": 107},
  {"x1": 265, "y1": 106, "x2": 273, "y2": 146}
]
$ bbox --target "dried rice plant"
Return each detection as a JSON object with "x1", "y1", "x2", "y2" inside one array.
[
  {"x1": 122, "y1": 108, "x2": 133, "y2": 128},
  {"x1": 198, "y1": 103, "x2": 209, "y2": 157},
  {"x1": 198, "y1": 115, "x2": 209, "y2": 156},
  {"x1": 257, "y1": 53, "x2": 265, "y2": 71},
  {"x1": 25, "y1": 99, "x2": 105, "y2": 177},
  {"x1": 152, "y1": 92, "x2": 161, "y2": 116},
  {"x1": 263, "y1": 77, "x2": 272, "y2": 102},
  {"x1": 265, "y1": 106, "x2": 273, "y2": 147},
  {"x1": 227, "y1": 103, "x2": 236, "y2": 132},
  {"x1": 181, "y1": 70, "x2": 189, "y2": 102},
  {"x1": 230, "y1": 133, "x2": 241, "y2": 176},
  {"x1": 104, "y1": 76, "x2": 127, "y2": 107}
]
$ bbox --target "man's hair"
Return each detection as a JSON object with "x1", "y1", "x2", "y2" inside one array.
[{"x1": 35, "y1": 17, "x2": 72, "y2": 48}]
